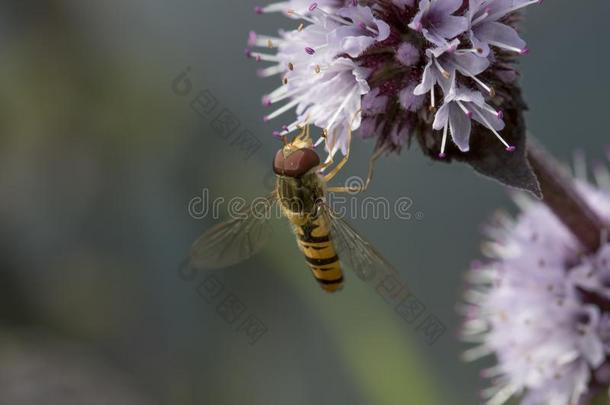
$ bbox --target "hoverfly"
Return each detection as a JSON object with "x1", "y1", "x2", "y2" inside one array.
[{"x1": 188, "y1": 123, "x2": 397, "y2": 292}]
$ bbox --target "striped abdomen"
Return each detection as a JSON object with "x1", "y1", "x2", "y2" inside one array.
[
  {"x1": 293, "y1": 215, "x2": 343, "y2": 293},
  {"x1": 274, "y1": 157, "x2": 342, "y2": 292}
]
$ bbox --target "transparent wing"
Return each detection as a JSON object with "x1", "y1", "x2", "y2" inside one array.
[
  {"x1": 320, "y1": 203, "x2": 399, "y2": 282},
  {"x1": 189, "y1": 193, "x2": 276, "y2": 270}
]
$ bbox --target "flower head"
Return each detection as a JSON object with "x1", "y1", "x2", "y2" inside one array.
[
  {"x1": 248, "y1": 3, "x2": 388, "y2": 156},
  {"x1": 462, "y1": 161, "x2": 610, "y2": 404},
  {"x1": 248, "y1": 0, "x2": 540, "y2": 162}
]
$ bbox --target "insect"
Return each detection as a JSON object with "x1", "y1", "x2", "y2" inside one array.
[{"x1": 187, "y1": 123, "x2": 397, "y2": 292}]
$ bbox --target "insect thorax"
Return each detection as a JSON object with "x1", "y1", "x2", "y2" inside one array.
[{"x1": 276, "y1": 170, "x2": 324, "y2": 223}]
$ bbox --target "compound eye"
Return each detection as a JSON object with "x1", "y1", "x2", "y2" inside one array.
[{"x1": 273, "y1": 148, "x2": 320, "y2": 177}]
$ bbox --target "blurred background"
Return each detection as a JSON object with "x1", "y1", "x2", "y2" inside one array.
[{"x1": 0, "y1": 1, "x2": 609, "y2": 404}]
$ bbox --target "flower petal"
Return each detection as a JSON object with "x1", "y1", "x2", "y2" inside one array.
[
  {"x1": 472, "y1": 106, "x2": 505, "y2": 131},
  {"x1": 414, "y1": 59, "x2": 436, "y2": 95},
  {"x1": 452, "y1": 52, "x2": 490, "y2": 76},
  {"x1": 432, "y1": 103, "x2": 450, "y2": 130},
  {"x1": 475, "y1": 21, "x2": 526, "y2": 53},
  {"x1": 340, "y1": 36, "x2": 376, "y2": 57},
  {"x1": 434, "y1": 15, "x2": 469, "y2": 40},
  {"x1": 469, "y1": 29, "x2": 491, "y2": 57},
  {"x1": 486, "y1": 0, "x2": 538, "y2": 21},
  {"x1": 448, "y1": 103, "x2": 472, "y2": 152},
  {"x1": 431, "y1": 0, "x2": 464, "y2": 14}
]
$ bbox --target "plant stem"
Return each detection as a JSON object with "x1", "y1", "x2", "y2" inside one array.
[{"x1": 527, "y1": 140, "x2": 607, "y2": 254}]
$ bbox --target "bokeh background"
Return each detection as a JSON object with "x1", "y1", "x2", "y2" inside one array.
[{"x1": 1, "y1": 1, "x2": 609, "y2": 404}]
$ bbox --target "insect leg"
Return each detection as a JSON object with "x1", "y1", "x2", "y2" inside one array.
[
  {"x1": 326, "y1": 146, "x2": 386, "y2": 194},
  {"x1": 321, "y1": 110, "x2": 363, "y2": 182},
  {"x1": 321, "y1": 141, "x2": 350, "y2": 182}
]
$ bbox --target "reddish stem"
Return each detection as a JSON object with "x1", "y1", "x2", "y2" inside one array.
[{"x1": 527, "y1": 141, "x2": 607, "y2": 254}]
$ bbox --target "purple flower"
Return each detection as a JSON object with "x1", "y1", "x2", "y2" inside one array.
[
  {"x1": 462, "y1": 161, "x2": 610, "y2": 404},
  {"x1": 362, "y1": 87, "x2": 389, "y2": 115},
  {"x1": 399, "y1": 84, "x2": 425, "y2": 112},
  {"x1": 298, "y1": 57, "x2": 371, "y2": 156},
  {"x1": 432, "y1": 86, "x2": 504, "y2": 154},
  {"x1": 415, "y1": 39, "x2": 491, "y2": 101},
  {"x1": 249, "y1": 4, "x2": 379, "y2": 157},
  {"x1": 248, "y1": 0, "x2": 540, "y2": 157},
  {"x1": 331, "y1": 5, "x2": 391, "y2": 58},
  {"x1": 395, "y1": 42, "x2": 421, "y2": 66},
  {"x1": 468, "y1": 0, "x2": 541, "y2": 56},
  {"x1": 408, "y1": 0, "x2": 468, "y2": 47}
]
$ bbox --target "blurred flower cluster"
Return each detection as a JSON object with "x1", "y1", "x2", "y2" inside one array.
[
  {"x1": 247, "y1": 0, "x2": 540, "y2": 158},
  {"x1": 462, "y1": 161, "x2": 610, "y2": 405}
]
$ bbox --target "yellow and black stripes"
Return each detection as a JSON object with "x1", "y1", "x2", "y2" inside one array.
[
  {"x1": 294, "y1": 216, "x2": 343, "y2": 292},
  {"x1": 276, "y1": 171, "x2": 343, "y2": 292}
]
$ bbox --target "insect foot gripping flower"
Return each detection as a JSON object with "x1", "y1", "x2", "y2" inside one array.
[
  {"x1": 461, "y1": 162, "x2": 610, "y2": 405},
  {"x1": 248, "y1": 0, "x2": 542, "y2": 194}
]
